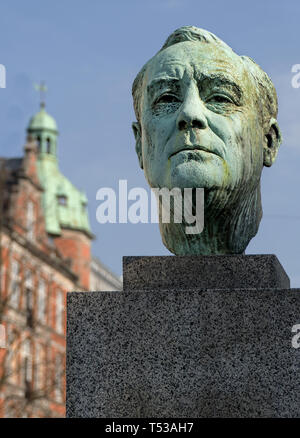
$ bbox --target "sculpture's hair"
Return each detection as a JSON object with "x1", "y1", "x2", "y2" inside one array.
[{"x1": 132, "y1": 26, "x2": 278, "y2": 130}]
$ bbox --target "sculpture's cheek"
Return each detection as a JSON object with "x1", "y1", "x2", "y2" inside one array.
[
  {"x1": 141, "y1": 111, "x2": 178, "y2": 188},
  {"x1": 206, "y1": 107, "x2": 264, "y2": 189}
]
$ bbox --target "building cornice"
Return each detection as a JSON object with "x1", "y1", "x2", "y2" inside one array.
[{"x1": 3, "y1": 222, "x2": 79, "y2": 284}]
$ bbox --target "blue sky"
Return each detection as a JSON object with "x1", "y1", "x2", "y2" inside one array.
[{"x1": 0, "y1": 0, "x2": 300, "y2": 286}]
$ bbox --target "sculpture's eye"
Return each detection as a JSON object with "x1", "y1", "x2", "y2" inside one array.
[
  {"x1": 206, "y1": 94, "x2": 234, "y2": 104},
  {"x1": 155, "y1": 94, "x2": 180, "y2": 104}
]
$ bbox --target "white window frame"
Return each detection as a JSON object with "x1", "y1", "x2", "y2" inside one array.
[
  {"x1": 54, "y1": 353, "x2": 64, "y2": 403},
  {"x1": 10, "y1": 259, "x2": 21, "y2": 308},
  {"x1": 23, "y1": 338, "x2": 33, "y2": 386},
  {"x1": 37, "y1": 278, "x2": 47, "y2": 323}
]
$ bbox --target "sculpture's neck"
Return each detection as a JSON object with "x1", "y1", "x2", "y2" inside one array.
[{"x1": 159, "y1": 185, "x2": 262, "y2": 255}]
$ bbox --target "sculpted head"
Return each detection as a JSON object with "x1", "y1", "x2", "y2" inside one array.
[{"x1": 132, "y1": 26, "x2": 282, "y2": 255}]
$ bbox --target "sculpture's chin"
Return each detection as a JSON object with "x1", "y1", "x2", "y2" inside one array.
[
  {"x1": 169, "y1": 157, "x2": 227, "y2": 190},
  {"x1": 159, "y1": 184, "x2": 263, "y2": 256}
]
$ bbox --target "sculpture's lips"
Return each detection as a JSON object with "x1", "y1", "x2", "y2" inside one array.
[{"x1": 169, "y1": 145, "x2": 220, "y2": 158}]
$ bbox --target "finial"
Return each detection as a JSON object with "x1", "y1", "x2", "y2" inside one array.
[{"x1": 34, "y1": 81, "x2": 48, "y2": 108}]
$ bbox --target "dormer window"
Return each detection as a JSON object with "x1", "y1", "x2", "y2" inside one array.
[
  {"x1": 57, "y1": 195, "x2": 67, "y2": 206},
  {"x1": 46, "y1": 138, "x2": 51, "y2": 154}
]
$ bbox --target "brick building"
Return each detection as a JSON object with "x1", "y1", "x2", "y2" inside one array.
[{"x1": 0, "y1": 103, "x2": 121, "y2": 417}]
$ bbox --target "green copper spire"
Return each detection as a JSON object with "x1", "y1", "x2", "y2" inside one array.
[
  {"x1": 28, "y1": 103, "x2": 58, "y2": 157},
  {"x1": 27, "y1": 96, "x2": 92, "y2": 237},
  {"x1": 28, "y1": 104, "x2": 57, "y2": 132}
]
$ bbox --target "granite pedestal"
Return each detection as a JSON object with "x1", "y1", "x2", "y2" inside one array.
[{"x1": 67, "y1": 255, "x2": 300, "y2": 417}]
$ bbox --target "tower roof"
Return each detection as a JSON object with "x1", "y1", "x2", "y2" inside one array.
[
  {"x1": 26, "y1": 100, "x2": 92, "y2": 238},
  {"x1": 28, "y1": 104, "x2": 58, "y2": 133},
  {"x1": 37, "y1": 158, "x2": 92, "y2": 237}
]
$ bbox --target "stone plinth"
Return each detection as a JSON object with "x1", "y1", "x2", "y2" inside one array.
[
  {"x1": 123, "y1": 254, "x2": 290, "y2": 290},
  {"x1": 67, "y1": 255, "x2": 300, "y2": 418}
]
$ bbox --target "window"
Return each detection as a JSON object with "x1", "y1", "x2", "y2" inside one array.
[
  {"x1": 35, "y1": 343, "x2": 45, "y2": 391},
  {"x1": 26, "y1": 201, "x2": 35, "y2": 240},
  {"x1": 10, "y1": 259, "x2": 21, "y2": 308},
  {"x1": 25, "y1": 270, "x2": 34, "y2": 328},
  {"x1": 57, "y1": 195, "x2": 67, "y2": 206},
  {"x1": 6, "y1": 325, "x2": 18, "y2": 385},
  {"x1": 54, "y1": 353, "x2": 64, "y2": 403},
  {"x1": 56, "y1": 290, "x2": 64, "y2": 334},
  {"x1": 46, "y1": 138, "x2": 51, "y2": 153},
  {"x1": 23, "y1": 338, "x2": 33, "y2": 397},
  {"x1": 37, "y1": 279, "x2": 47, "y2": 324},
  {"x1": 36, "y1": 135, "x2": 41, "y2": 151}
]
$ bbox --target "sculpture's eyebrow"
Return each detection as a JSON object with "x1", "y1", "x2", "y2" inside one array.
[
  {"x1": 199, "y1": 74, "x2": 243, "y2": 99},
  {"x1": 146, "y1": 74, "x2": 244, "y2": 102},
  {"x1": 147, "y1": 77, "x2": 180, "y2": 96}
]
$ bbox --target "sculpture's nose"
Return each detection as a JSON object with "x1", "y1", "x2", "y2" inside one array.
[{"x1": 176, "y1": 82, "x2": 208, "y2": 131}]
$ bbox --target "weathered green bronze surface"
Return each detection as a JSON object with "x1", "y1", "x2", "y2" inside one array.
[
  {"x1": 28, "y1": 105, "x2": 92, "y2": 236},
  {"x1": 132, "y1": 26, "x2": 282, "y2": 255}
]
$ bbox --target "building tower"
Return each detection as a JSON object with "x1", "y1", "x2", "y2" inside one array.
[
  {"x1": 27, "y1": 103, "x2": 93, "y2": 290},
  {"x1": 0, "y1": 96, "x2": 120, "y2": 418}
]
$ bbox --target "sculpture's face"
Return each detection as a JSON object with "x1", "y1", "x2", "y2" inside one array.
[{"x1": 137, "y1": 41, "x2": 264, "y2": 194}]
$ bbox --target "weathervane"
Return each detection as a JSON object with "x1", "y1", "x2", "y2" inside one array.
[{"x1": 34, "y1": 81, "x2": 47, "y2": 108}]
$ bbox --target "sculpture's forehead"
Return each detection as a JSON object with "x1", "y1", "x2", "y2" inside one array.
[{"x1": 145, "y1": 41, "x2": 251, "y2": 90}]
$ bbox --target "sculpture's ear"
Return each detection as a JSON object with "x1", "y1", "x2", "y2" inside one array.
[
  {"x1": 132, "y1": 121, "x2": 143, "y2": 169},
  {"x1": 263, "y1": 118, "x2": 282, "y2": 167}
]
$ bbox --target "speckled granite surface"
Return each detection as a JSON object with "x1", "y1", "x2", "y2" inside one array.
[
  {"x1": 67, "y1": 257, "x2": 300, "y2": 418},
  {"x1": 123, "y1": 255, "x2": 290, "y2": 290}
]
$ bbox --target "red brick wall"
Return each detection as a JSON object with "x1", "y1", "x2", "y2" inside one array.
[
  {"x1": 0, "y1": 240, "x2": 73, "y2": 417},
  {"x1": 54, "y1": 230, "x2": 91, "y2": 290}
]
